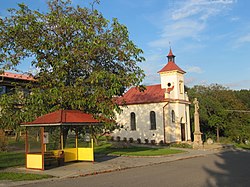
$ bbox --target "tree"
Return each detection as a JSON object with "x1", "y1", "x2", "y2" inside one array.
[
  {"x1": 0, "y1": 0, "x2": 145, "y2": 142},
  {"x1": 188, "y1": 84, "x2": 250, "y2": 143}
]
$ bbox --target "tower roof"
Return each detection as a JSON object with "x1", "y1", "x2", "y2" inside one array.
[
  {"x1": 158, "y1": 49, "x2": 186, "y2": 74},
  {"x1": 167, "y1": 48, "x2": 175, "y2": 58}
]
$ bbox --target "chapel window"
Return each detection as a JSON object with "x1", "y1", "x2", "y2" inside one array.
[
  {"x1": 150, "y1": 111, "x2": 156, "y2": 130},
  {"x1": 130, "y1": 112, "x2": 136, "y2": 131},
  {"x1": 172, "y1": 110, "x2": 175, "y2": 122}
]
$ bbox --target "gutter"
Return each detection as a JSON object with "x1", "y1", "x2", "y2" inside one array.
[{"x1": 163, "y1": 102, "x2": 169, "y2": 144}]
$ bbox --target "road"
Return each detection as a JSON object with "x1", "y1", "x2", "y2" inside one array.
[{"x1": 23, "y1": 150, "x2": 250, "y2": 187}]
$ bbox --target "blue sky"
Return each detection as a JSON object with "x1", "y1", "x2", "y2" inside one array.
[{"x1": 0, "y1": 0, "x2": 250, "y2": 90}]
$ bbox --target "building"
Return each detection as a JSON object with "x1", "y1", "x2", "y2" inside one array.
[
  {"x1": 0, "y1": 72, "x2": 34, "y2": 96},
  {"x1": 113, "y1": 49, "x2": 191, "y2": 144},
  {"x1": 0, "y1": 72, "x2": 34, "y2": 136}
]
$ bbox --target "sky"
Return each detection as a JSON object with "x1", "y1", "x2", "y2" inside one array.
[{"x1": 0, "y1": 0, "x2": 250, "y2": 90}]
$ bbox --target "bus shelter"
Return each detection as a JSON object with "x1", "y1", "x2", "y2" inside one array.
[{"x1": 21, "y1": 110, "x2": 103, "y2": 170}]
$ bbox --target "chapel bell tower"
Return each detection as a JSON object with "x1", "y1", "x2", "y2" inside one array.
[{"x1": 158, "y1": 48, "x2": 186, "y2": 100}]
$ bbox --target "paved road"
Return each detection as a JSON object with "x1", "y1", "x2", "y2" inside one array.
[{"x1": 22, "y1": 150, "x2": 250, "y2": 187}]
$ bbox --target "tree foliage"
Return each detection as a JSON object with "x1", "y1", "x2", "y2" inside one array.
[
  {"x1": 188, "y1": 84, "x2": 250, "y2": 143},
  {"x1": 0, "y1": 0, "x2": 145, "y2": 139}
]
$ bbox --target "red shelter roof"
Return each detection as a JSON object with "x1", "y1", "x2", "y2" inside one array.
[
  {"x1": 22, "y1": 110, "x2": 101, "y2": 126},
  {"x1": 116, "y1": 84, "x2": 167, "y2": 105}
]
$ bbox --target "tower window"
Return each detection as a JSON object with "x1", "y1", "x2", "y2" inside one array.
[
  {"x1": 130, "y1": 112, "x2": 136, "y2": 131},
  {"x1": 179, "y1": 81, "x2": 183, "y2": 94},
  {"x1": 150, "y1": 111, "x2": 156, "y2": 130}
]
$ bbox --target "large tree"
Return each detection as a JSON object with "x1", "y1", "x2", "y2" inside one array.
[
  {"x1": 188, "y1": 84, "x2": 250, "y2": 143},
  {"x1": 0, "y1": 0, "x2": 145, "y2": 140}
]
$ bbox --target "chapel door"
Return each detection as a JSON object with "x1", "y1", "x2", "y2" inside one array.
[{"x1": 181, "y1": 123, "x2": 185, "y2": 141}]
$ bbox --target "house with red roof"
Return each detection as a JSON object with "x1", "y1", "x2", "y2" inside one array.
[
  {"x1": 113, "y1": 49, "x2": 191, "y2": 144},
  {"x1": 0, "y1": 72, "x2": 34, "y2": 95}
]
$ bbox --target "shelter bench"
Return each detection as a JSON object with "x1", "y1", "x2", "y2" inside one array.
[{"x1": 44, "y1": 150, "x2": 64, "y2": 168}]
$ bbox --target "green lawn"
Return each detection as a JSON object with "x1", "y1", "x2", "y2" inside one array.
[
  {"x1": 0, "y1": 152, "x2": 25, "y2": 169},
  {"x1": 95, "y1": 142, "x2": 185, "y2": 156},
  {"x1": 0, "y1": 141, "x2": 184, "y2": 181},
  {"x1": 235, "y1": 143, "x2": 250, "y2": 150},
  {"x1": 0, "y1": 172, "x2": 53, "y2": 181}
]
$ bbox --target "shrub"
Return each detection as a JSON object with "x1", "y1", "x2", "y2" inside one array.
[
  {"x1": 123, "y1": 137, "x2": 127, "y2": 142},
  {"x1": 144, "y1": 139, "x2": 149, "y2": 144},
  {"x1": 116, "y1": 136, "x2": 121, "y2": 142},
  {"x1": 170, "y1": 143, "x2": 192, "y2": 149},
  {"x1": 0, "y1": 130, "x2": 8, "y2": 152},
  {"x1": 159, "y1": 140, "x2": 164, "y2": 145},
  {"x1": 110, "y1": 136, "x2": 114, "y2": 141},
  {"x1": 129, "y1": 138, "x2": 133, "y2": 143},
  {"x1": 137, "y1": 138, "x2": 141, "y2": 144},
  {"x1": 151, "y1": 140, "x2": 156, "y2": 145}
]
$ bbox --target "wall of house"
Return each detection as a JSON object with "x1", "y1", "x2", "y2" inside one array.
[
  {"x1": 160, "y1": 71, "x2": 185, "y2": 100},
  {"x1": 165, "y1": 102, "x2": 191, "y2": 143},
  {"x1": 113, "y1": 102, "x2": 167, "y2": 143}
]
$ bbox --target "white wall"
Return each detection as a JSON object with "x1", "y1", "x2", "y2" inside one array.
[{"x1": 113, "y1": 102, "x2": 167, "y2": 143}]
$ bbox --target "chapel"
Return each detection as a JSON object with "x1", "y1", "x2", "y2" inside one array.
[{"x1": 113, "y1": 49, "x2": 191, "y2": 143}]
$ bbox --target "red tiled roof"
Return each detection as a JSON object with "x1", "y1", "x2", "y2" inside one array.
[
  {"x1": 158, "y1": 61, "x2": 186, "y2": 74},
  {"x1": 24, "y1": 110, "x2": 100, "y2": 125},
  {"x1": 0, "y1": 72, "x2": 35, "y2": 81},
  {"x1": 116, "y1": 84, "x2": 166, "y2": 105}
]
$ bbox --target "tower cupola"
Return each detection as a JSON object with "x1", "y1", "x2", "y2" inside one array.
[{"x1": 167, "y1": 48, "x2": 175, "y2": 62}]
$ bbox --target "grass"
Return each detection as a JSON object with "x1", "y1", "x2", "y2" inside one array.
[
  {"x1": 0, "y1": 172, "x2": 53, "y2": 181},
  {"x1": 0, "y1": 152, "x2": 25, "y2": 169},
  {"x1": 0, "y1": 152, "x2": 53, "y2": 181},
  {"x1": 94, "y1": 142, "x2": 185, "y2": 156},
  {"x1": 235, "y1": 143, "x2": 250, "y2": 150}
]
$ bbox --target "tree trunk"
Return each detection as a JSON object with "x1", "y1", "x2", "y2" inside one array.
[
  {"x1": 15, "y1": 130, "x2": 20, "y2": 142},
  {"x1": 216, "y1": 126, "x2": 220, "y2": 143}
]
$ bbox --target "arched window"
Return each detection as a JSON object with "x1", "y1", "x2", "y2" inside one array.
[
  {"x1": 150, "y1": 111, "x2": 156, "y2": 130},
  {"x1": 171, "y1": 110, "x2": 175, "y2": 122},
  {"x1": 130, "y1": 112, "x2": 136, "y2": 131}
]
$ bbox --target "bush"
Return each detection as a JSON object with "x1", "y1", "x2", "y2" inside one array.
[
  {"x1": 170, "y1": 143, "x2": 192, "y2": 149},
  {"x1": 123, "y1": 137, "x2": 127, "y2": 142},
  {"x1": 144, "y1": 139, "x2": 149, "y2": 144},
  {"x1": 116, "y1": 136, "x2": 121, "y2": 142},
  {"x1": 0, "y1": 130, "x2": 8, "y2": 152},
  {"x1": 159, "y1": 140, "x2": 164, "y2": 145},
  {"x1": 151, "y1": 140, "x2": 156, "y2": 145},
  {"x1": 110, "y1": 136, "x2": 114, "y2": 141},
  {"x1": 137, "y1": 138, "x2": 141, "y2": 144},
  {"x1": 129, "y1": 138, "x2": 133, "y2": 143}
]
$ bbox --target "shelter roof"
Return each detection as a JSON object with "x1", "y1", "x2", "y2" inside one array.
[{"x1": 22, "y1": 110, "x2": 101, "y2": 126}]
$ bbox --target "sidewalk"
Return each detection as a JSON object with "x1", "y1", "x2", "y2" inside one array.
[{"x1": 0, "y1": 145, "x2": 233, "y2": 187}]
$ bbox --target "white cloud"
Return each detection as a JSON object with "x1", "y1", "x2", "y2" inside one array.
[
  {"x1": 148, "y1": 0, "x2": 236, "y2": 48},
  {"x1": 235, "y1": 33, "x2": 250, "y2": 46},
  {"x1": 224, "y1": 79, "x2": 250, "y2": 90},
  {"x1": 186, "y1": 66, "x2": 204, "y2": 73}
]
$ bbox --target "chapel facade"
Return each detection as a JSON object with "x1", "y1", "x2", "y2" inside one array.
[{"x1": 113, "y1": 49, "x2": 191, "y2": 143}]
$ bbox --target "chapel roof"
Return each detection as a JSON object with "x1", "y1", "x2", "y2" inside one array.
[{"x1": 116, "y1": 84, "x2": 166, "y2": 105}]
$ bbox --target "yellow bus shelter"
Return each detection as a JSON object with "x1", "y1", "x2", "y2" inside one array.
[{"x1": 22, "y1": 110, "x2": 103, "y2": 170}]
